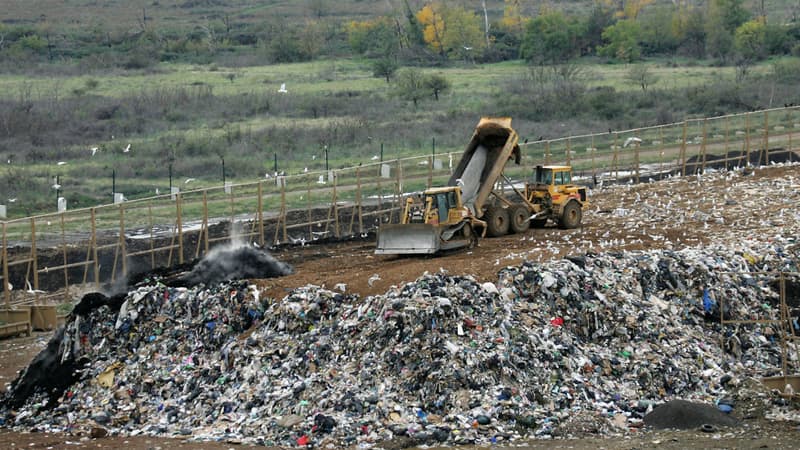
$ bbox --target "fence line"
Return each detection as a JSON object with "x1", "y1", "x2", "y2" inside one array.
[{"x1": 1, "y1": 106, "x2": 799, "y2": 307}]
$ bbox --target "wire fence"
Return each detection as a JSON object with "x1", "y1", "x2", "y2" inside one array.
[{"x1": 1, "y1": 106, "x2": 799, "y2": 309}]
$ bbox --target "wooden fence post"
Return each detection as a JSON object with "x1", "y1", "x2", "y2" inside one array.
[
  {"x1": 177, "y1": 193, "x2": 183, "y2": 265},
  {"x1": 2, "y1": 222, "x2": 9, "y2": 308},
  {"x1": 680, "y1": 120, "x2": 688, "y2": 176},
  {"x1": 724, "y1": 116, "x2": 730, "y2": 170},
  {"x1": 745, "y1": 112, "x2": 751, "y2": 166},
  {"x1": 30, "y1": 218, "x2": 38, "y2": 296},
  {"x1": 356, "y1": 167, "x2": 363, "y2": 234},
  {"x1": 659, "y1": 127, "x2": 664, "y2": 173},
  {"x1": 202, "y1": 191, "x2": 210, "y2": 255},
  {"x1": 394, "y1": 159, "x2": 402, "y2": 223},
  {"x1": 61, "y1": 213, "x2": 68, "y2": 300},
  {"x1": 566, "y1": 138, "x2": 571, "y2": 166},
  {"x1": 764, "y1": 110, "x2": 769, "y2": 164},
  {"x1": 257, "y1": 182, "x2": 264, "y2": 248},
  {"x1": 545, "y1": 141, "x2": 551, "y2": 165},
  {"x1": 91, "y1": 208, "x2": 99, "y2": 286},
  {"x1": 427, "y1": 156, "x2": 433, "y2": 189},
  {"x1": 591, "y1": 135, "x2": 596, "y2": 179},
  {"x1": 306, "y1": 177, "x2": 312, "y2": 239},
  {"x1": 121, "y1": 205, "x2": 127, "y2": 277},
  {"x1": 701, "y1": 118, "x2": 708, "y2": 173},
  {"x1": 612, "y1": 133, "x2": 619, "y2": 181},
  {"x1": 282, "y1": 177, "x2": 289, "y2": 242},
  {"x1": 148, "y1": 202, "x2": 155, "y2": 269}
]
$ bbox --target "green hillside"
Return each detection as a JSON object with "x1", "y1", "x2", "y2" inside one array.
[{"x1": 1, "y1": 0, "x2": 799, "y2": 217}]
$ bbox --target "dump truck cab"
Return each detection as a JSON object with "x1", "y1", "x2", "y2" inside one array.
[{"x1": 525, "y1": 165, "x2": 588, "y2": 228}]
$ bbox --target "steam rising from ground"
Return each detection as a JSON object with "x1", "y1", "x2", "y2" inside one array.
[{"x1": 176, "y1": 243, "x2": 293, "y2": 286}]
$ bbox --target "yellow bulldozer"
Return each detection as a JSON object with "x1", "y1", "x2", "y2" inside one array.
[{"x1": 375, "y1": 118, "x2": 588, "y2": 255}]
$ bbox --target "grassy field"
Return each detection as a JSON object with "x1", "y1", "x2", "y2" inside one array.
[{"x1": 0, "y1": 55, "x2": 791, "y2": 219}]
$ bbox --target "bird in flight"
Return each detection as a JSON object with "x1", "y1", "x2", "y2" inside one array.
[
  {"x1": 123, "y1": 144, "x2": 131, "y2": 153},
  {"x1": 278, "y1": 83, "x2": 288, "y2": 93},
  {"x1": 91, "y1": 147, "x2": 99, "y2": 156},
  {"x1": 623, "y1": 137, "x2": 642, "y2": 148},
  {"x1": 184, "y1": 178, "x2": 196, "y2": 184}
]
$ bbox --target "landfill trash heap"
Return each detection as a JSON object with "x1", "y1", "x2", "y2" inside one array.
[{"x1": 1, "y1": 244, "x2": 799, "y2": 447}]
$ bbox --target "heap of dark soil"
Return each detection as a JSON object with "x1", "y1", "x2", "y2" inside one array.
[{"x1": 643, "y1": 399, "x2": 740, "y2": 430}]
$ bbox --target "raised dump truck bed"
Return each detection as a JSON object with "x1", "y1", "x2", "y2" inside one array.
[{"x1": 375, "y1": 118, "x2": 520, "y2": 255}]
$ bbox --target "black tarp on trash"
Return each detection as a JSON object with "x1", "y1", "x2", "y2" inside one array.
[{"x1": 1, "y1": 244, "x2": 797, "y2": 447}]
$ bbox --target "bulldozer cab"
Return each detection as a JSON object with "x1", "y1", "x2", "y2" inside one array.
[{"x1": 405, "y1": 187, "x2": 463, "y2": 225}]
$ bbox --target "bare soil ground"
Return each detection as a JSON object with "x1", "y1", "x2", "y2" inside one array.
[{"x1": 2, "y1": 164, "x2": 800, "y2": 449}]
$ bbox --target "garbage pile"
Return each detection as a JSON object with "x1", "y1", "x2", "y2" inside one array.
[{"x1": 1, "y1": 243, "x2": 798, "y2": 446}]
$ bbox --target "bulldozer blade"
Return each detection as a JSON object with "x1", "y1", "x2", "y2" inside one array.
[{"x1": 375, "y1": 224, "x2": 443, "y2": 255}]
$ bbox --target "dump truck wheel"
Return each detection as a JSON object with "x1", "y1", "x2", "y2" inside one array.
[
  {"x1": 559, "y1": 201, "x2": 582, "y2": 229},
  {"x1": 485, "y1": 206, "x2": 510, "y2": 237},
  {"x1": 509, "y1": 204, "x2": 530, "y2": 234}
]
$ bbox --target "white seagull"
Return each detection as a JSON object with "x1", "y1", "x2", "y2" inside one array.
[
  {"x1": 52, "y1": 183, "x2": 61, "y2": 190},
  {"x1": 368, "y1": 273, "x2": 381, "y2": 287},
  {"x1": 123, "y1": 144, "x2": 131, "y2": 153},
  {"x1": 91, "y1": 147, "x2": 99, "y2": 156},
  {"x1": 623, "y1": 137, "x2": 642, "y2": 148},
  {"x1": 8, "y1": 198, "x2": 17, "y2": 203},
  {"x1": 57, "y1": 161, "x2": 67, "y2": 165},
  {"x1": 184, "y1": 178, "x2": 196, "y2": 184},
  {"x1": 278, "y1": 83, "x2": 288, "y2": 93}
]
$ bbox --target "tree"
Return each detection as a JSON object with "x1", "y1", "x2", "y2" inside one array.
[
  {"x1": 394, "y1": 68, "x2": 427, "y2": 107},
  {"x1": 734, "y1": 18, "x2": 766, "y2": 61},
  {"x1": 440, "y1": 5, "x2": 484, "y2": 61},
  {"x1": 678, "y1": 7, "x2": 707, "y2": 58},
  {"x1": 626, "y1": 64, "x2": 659, "y2": 92},
  {"x1": 711, "y1": 0, "x2": 750, "y2": 31},
  {"x1": 578, "y1": 5, "x2": 615, "y2": 56},
  {"x1": 764, "y1": 23, "x2": 791, "y2": 55},
  {"x1": 521, "y1": 10, "x2": 578, "y2": 64},
  {"x1": 372, "y1": 58, "x2": 398, "y2": 83},
  {"x1": 621, "y1": 0, "x2": 655, "y2": 20},
  {"x1": 598, "y1": 19, "x2": 641, "y2": 62},
  {"x1": 424, "y1": 73, "x2": 450, "y2": 100},
  {"x1": 299, "y1": 19, "x2": 325, "y2": 60},
  {"x1": 500, "y1": 0, "x2": 527, "y2": 37},
  {"x1": 638, "y1": 6, "x2": 680, "y2": 55},
  {"x1": 403, "y1": 0, "x2": 426, "y2": 48},
  {"x1": 705, "y1": 0, "x2": 750, "y2": 60},
  {"x1": 417, "y1": 3, "x2": 446, "y2": 57},
  {"x1": 346, "y1": 17, "x2": 399, "y2": 57},
  {"x1": 417, "y1": 2, "x2": 484, "y2": 60}
]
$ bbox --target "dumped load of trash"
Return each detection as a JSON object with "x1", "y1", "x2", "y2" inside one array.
[{"x1": 1, "y1": 242, "x2": 798, "y2": 447}]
